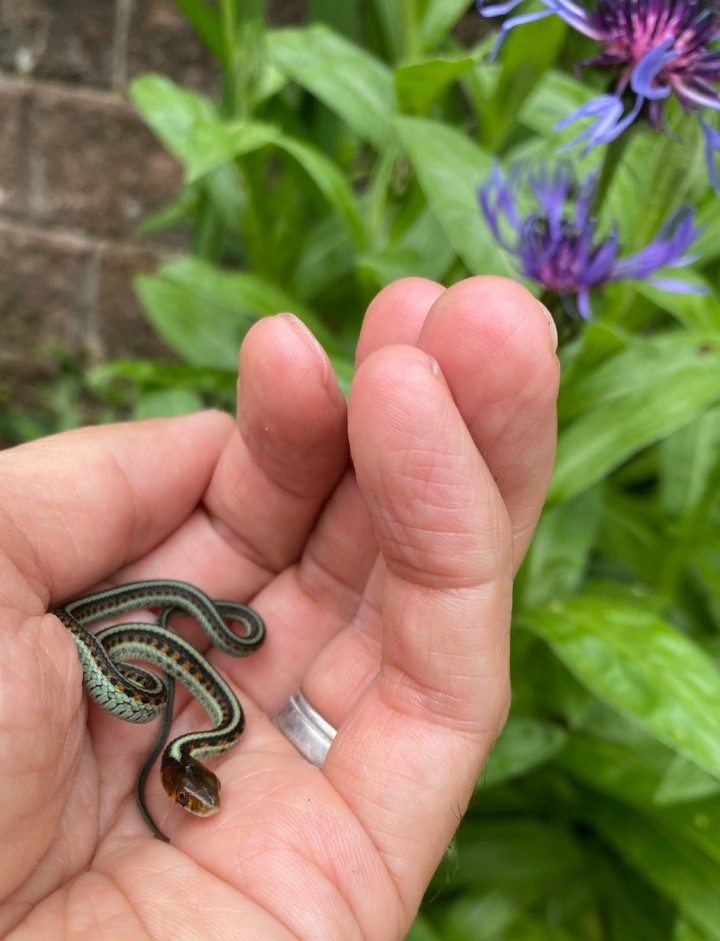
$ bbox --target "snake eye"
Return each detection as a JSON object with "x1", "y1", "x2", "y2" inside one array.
[{"x1": 176, "y1": 788, "x2": 189, "y2": 807}]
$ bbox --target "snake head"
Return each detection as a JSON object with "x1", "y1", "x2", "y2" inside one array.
[{"x1": 161, "y1": 756, "x2": 221, "y2": 816}]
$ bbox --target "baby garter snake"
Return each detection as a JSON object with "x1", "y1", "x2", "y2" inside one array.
[{"x1": 52, "y1": 580, "x2": 265, "y2": 842}]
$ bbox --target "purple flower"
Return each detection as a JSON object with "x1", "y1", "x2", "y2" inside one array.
[
  {"x1": 477, "y1": 1, "x2": 720, "y2": 190},
  {"x1": 479, "y1": 162, "x2": 703, "y2": 318}
]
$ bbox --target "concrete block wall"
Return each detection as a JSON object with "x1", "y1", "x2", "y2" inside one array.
[{"x1": 0, "y1": 1, "x2": 308, "y2": 418}]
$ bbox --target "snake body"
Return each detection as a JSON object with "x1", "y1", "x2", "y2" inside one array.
[{"x1": 52, "y1": 580, "x2": 265, "y2": 840}]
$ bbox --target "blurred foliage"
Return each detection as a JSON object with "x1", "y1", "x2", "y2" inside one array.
[{"x1": 0, "y1": 348, "x2": 133, "y2": 448}]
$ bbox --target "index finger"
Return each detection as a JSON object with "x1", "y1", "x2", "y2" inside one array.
[{"x1": 0, "y1": 410, "x2": 233, "y2": 604}]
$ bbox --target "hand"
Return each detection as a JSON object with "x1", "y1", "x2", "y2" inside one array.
[{"x1": 0, "y1": 277, "x2": 558, "y2": 939}]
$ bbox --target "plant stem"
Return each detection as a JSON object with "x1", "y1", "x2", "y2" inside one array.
[
  {"x1": 219, "y1": 0, "x2": 237, "y2": 77},
  {"x1": 593, "y1": 128, "x2": 632, "y2": 210},
  {"x1": 401, "y1": 0, "x2": 422, "y2": 60}
]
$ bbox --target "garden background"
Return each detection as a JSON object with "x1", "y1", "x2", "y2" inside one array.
[{"x1": 2, "y1": 1, "x2": 720, "y2": 939}]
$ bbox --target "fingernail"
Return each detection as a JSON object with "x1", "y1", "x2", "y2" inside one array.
[
  {"x1": 278, "y1": 314, "x2": 345, "y2": 408},
  {"x1": 426, "y1": 353, "x2": 441, "y2": 377},
  {"x1": 537, "y1": 301, "x2": 558, "y2": 351}
]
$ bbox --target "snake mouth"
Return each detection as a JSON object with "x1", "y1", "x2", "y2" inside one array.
[{"x1": 182, "y1": 798, "x2": 221, "y2": 817}]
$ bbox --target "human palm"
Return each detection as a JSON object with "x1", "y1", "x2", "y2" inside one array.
[{"x1": 0, "y1": 277, "x2": 558, "y2": 939}]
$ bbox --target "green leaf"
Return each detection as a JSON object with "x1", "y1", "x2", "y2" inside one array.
[
  {"x1": 406, "y1": 914, "x2": 445, "y2": 941},
  {"x1": 271, "y1": 134, "x2": 365, "y2": 246},
  {"x1": 480, "y1": 717, "x2": 567, "y2": 789},
  {"x1": 589, "y1": 795, "x2": 720, "y2": 940},
  {"x1": 171, "y1": 0, "x2": 224, "y2": 63},
  {"x1": 357, "y1": 203, "x2": 457, "y2": 288},
  {"x1": 327, "y1": 353, "x2": 354, "y2": 399},
  {"x1": 184, "y1": 121, "x2": 279, "y2": 181},
  {"x1": 395, "y1": 115, "x2": 512, "y2": 276},
  {"x1": 556, "y1": 322, "x2": 628, "y2": 409},
  {"x1": 694, "y1": 197, "x2": 720, "y2": 267},
  {"x1": 595, "y1": 490, "x2": 664, "y2": 586},
  {"x1": 89, "y1": 360, "x2": 237, "y2": 399},
  {"x1": 135, "y1": 256, "x2": 330, "y2": 369},
  {"x1": 592, "y1": 847, "x2": 675, "y2": 941},
  {"x1": 392, "y1": 201, "x2": 457, "y2": 273},
  {"x1": 134, "y1": 183, "x2": 202, "y2": 236},
  {"x1": 357, "y1": 246, "x2": 430, "y2": 289},
  {"x1": 452, "y1": 819, "x2": 584, "y2": 887},
  {"x1": 654, "y1": 755, "x2": 720, "y2": 805},
  {"x1": 518, "y1": 70, "x2": 595, "y2": 141},
  {"x1": 130, "y1": 74, "x2": 214, "y2": 160},
  {"x1": 519, "y1": 488, "x2": 603, "y2": 607},
  {"x1": 135, "y1": 267, "x2": 254, "y2": 369},
  {"x1": 394, "y1": 55, "x2": 475, "y2": 115},
  {"x1": 551, "y1": 333, "x2": 720, "y2": 502},
  {"x1": 371, "y1": 0, "x2": 408, "y2": 61},
  {"x1": 675, "y1": 919, "x2": 714, "y2": 941},
  {"x1": 183, "y1": 126, "x2": 365, "y2": 247},
  {"x1": 558, "y1": 734, "x2": 720, "y2": 865},
  {"x1": 130, "y1": 74, "x2": 280, "y2": 180},
  {"x1": 511, "y1": 632, "x2": 596, "y2": 728},
  {"x1": 689, "y1": 543, "x2": 720, "y2": 627},
  {"x1": 134, "y1": 74, "x2": 357, "y2": 234},
  {"x1": 133, "y1": 388, "x2": 204, "y2": 420},
  {"x1": 603, "y1": 119, "x2": 708, "y2": 248},
  {"x1": 559, "y1": 332, "x2": 720, "y2": 422},
  {"x1": 577, "y1": 695, "x2": 673, "y2": 755},
  {"x1": 659, "y1": 405, "x2": 720, "y2": 517},
  {"x1": 441, "y1": 892, "x2": 519, "y2": 941},
  {"x1": 196, "y1": 164, "x2": 248, "y2": 247},
  {"x1": 146, "y1": 97, "x2": 364, "y2": 246},
  {"x1": 505, "y1": 918, "x2": 589, "y2": 941},
  {"x1": 420, "y1": 0, "x2": 476, "y2": 52},
  {"x1": 266, "y1": 25, "x2": 396, "y2": 148},
  {"x1": 635, "y1": 278, "x2": 720, "y2": 332},
  {"x1": 518, "y1": 598, "x2": 720, "y2": 781},
  {"x1": 293, "y1": 215, "x2": 356, "y2": 299},
  {"x1": 487, "y1": 19, "x2": 567, "y2": 149}
]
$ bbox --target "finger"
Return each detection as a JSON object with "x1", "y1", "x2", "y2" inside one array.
[
  {"x1": 302, "y1": 277, "x2": 558, "y2": 724},
  {"x1": 324, "y1": 345, "x2": 514, "y2": 914},
  {"x1": 105, "y1": 313, "x2": 350, "y2": 650},
  {"x1": 110, "y1": 315, "x2": 350, "y2": 703},
  {"x1": 0, "y1": 608, "x2": 87, "y2": 902},
  {"x1": 290, "y1": 278, "x2": 448, "y2": 606},
  {"x1": 0, "y1": 411, "x2": 233, "y2": 602},
  {"x1": 206, "y1": 283, "x2": 452, "y2": 700},
  {"x1": 418, "y1": 276, "x2": 558, "y2": 560},
  {"x1": 201, "y1": 314, "x2": 349, "y2": 577},
  {"x1": 54, "y1": 315, "x2": 348, "y2": 722},
  {"x1": 355, "y1": 277, "x2": 446, "y2": 361}
]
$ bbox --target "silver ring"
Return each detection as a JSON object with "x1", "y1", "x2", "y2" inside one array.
[{"x1": 272, "y1": 690, "x2": 337, "y2": 768}]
